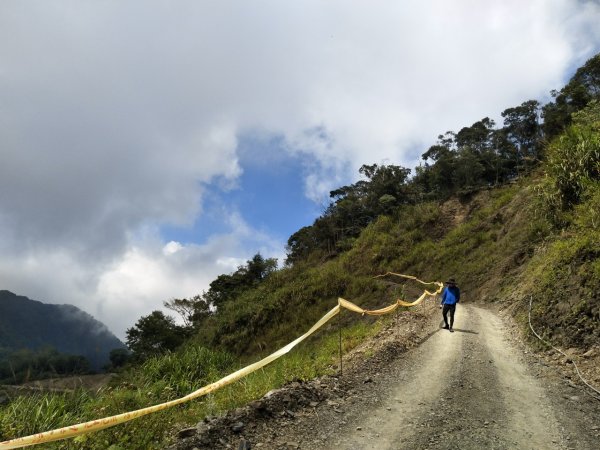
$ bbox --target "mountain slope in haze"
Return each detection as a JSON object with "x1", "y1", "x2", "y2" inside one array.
[{"x1": 0, "y1": 290, "x2": 126, "y2": 371}]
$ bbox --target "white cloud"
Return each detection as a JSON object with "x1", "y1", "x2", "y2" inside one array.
[
  {"x1": 163, "y1": 241, "x2": 183, "y2": 256},
  {"x1": 93, "y1": 211, "x2": 283, "y2": 338},
  {"x1": 0, "y1": 0, "x2": 599, "y2": 337}
]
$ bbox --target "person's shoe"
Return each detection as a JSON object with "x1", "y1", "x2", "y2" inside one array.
[
  {"x1": 449, "y1": 328, "x2": 454, "y2": 332},
  {"x1": 442, "y1": 325, "x2": 449, "y2": 330}
]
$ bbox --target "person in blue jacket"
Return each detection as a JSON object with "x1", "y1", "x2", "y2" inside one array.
[{"x1": 440, "y1": 278, "x2": 460, "y2": 332}]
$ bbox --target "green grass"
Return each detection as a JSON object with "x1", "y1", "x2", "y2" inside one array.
[
  {"x1": 0, "y1": 316, "x2": 383, "y2": 449},
  {"x1": 0, "y1": 390, "x2": 92, "y2": 438}
]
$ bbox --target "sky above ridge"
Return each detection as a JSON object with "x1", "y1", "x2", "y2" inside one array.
[{"x1": 1, "y1": 0, "x2": 600, "y2": 339}]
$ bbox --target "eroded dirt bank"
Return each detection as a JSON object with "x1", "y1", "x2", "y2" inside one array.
[{"x1": 170, "y1": 303, "x2": 600, "y2": 449}]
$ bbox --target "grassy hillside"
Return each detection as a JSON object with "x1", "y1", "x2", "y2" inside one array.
[
  {"x1": 196, "y1": 182, "x2": 536, "y2": 359},
  {"x1": 502, "y1": 119, "x2": 600, "y2": 350}
]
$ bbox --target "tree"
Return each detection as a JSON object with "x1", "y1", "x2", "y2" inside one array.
[
  {"x1": 245, "y1": 253, "x2": 278, "y2": 282},
  {"x1": 453, "y1": 147, "x2": 485, "y2": 190},
  {"x1": 501, "y1": 100, "x2": 541, "y2": 172},
  {"x1": 0, "y1": 347, "x2": 90, "y2": 384},
  {"x1": 126, "y1": 311, "x2": 188, "y2": 360},
  {"x1": 286, "y1": 163, "x2": 414, "y2": 263},
  {"x1": 286, "y1": 226, "x2": 319, "y2": 264},
  {"x1": 455, "y1": 117, "x2": 503, "y2": 186},
  {"x1": 490, "y1": 128, "x2": 519, "y2": 181},
  {"x1": 421, "y1": 131, "x2": 456, "y2": 161},
  {"x1": 358, "y1": 163, "x2": 413, "y2": 211},
  {"x1": 420, "y1": 136, "x2": 458, "y2": 198},
  {"x1": 455, "y1": 117, "x2": 495, "y2": 153},
  {"x1": 164, "y1": 297, "x2": 199, "y2": 328},
  {"x1": 202, "y1": 253, "x2": 278, "y2": 309},
  {"x1": 108, "y1": 348, "x2": 131, "y2": 369},
  {"x1": 330, "y1": 163, "x2": 413, "y2": 218},
  {"x1": 164, "y1": 294, "x2": 213, "y2": 329},
  {"x1": 542, "y1": 53, "x2": 600, "y2": 137}
]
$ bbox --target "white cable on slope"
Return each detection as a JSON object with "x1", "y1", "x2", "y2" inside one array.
[{"x1": 528, "y1": 295, "x2": 600, "y2": 401}]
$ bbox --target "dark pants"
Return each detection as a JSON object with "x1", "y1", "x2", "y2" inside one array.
[{"x1": 442, "y1": 304, "x2": 456, "y2": 329}]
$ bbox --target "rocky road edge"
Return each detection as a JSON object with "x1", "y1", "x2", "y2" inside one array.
[{"x1": 167, "y1": 302, "x2": 441, "y2": 450}]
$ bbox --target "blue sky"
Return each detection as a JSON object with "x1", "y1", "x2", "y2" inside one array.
[
  {"x1": 1, "y1": 0, "x2": 600, "y2": 338},
  {"x1": 161, "y1": 136, "x2": 322, "y2": 254}
]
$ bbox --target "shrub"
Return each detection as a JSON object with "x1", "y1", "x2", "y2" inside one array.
[{"x1": 537, "y1": 123, "x2": 600, "y2": 225}]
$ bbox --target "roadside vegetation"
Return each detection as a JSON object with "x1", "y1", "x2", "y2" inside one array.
[
  {"x1": 0, "y1": 321, "x2": 380, "y2": 449},
  {"x1": 0, "y1": 53, "x2": 598, "y2": 449}
]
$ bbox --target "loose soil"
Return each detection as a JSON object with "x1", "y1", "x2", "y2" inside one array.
[{"x1": 170, "y1": 302, "x2": 600, "y2": 449}]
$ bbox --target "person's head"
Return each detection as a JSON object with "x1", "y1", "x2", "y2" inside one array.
[{"x1": 446, "y1": 278, "x2": 456, "y2": 286}]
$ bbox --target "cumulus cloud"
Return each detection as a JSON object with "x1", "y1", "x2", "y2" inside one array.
[{"x1": 1, "y1": 0, "x2": 599, "y2": 336}]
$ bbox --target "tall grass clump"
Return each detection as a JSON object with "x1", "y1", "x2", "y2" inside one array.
[
  {"x1": 138, "y1": 345, "x2": 235, "y2": 397},
  {"x1": 0, "y1": 390, "x2": 91, "y2": 439},
  {"x1": 537, "y1": 101, "x2": 600, "y2": 227}
]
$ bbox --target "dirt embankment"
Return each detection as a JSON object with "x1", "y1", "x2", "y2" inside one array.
[{"x1": 169, "y1": 302, "x2": 600, "y2": 450}]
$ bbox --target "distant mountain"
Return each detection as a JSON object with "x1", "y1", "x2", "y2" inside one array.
[{"x1": 0, "y1": 290, "x2": 126, "y2": 371}]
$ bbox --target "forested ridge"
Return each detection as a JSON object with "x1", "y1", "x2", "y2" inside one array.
[
  {"x1": 0, "y1": 53, "x2": 598, "y2": 450},
  {"x1": 0, "y1": 291, "x2": 127, "y2": 383}
]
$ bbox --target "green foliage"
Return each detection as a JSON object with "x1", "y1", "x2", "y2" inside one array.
[
  {"x1": 108, "y1": 348, "x2": 131, "y2": 370},
  {"x1": 573, "y1": 183, "x2": 600, "y2": 230},
  {"x1": 203, "y1": 261, "x2": 362, "y2": 356},
  {"x1": 286, "y1": 164, "x2": 414, "y2": 264},
  {"x1": 284, "y1": 54, "x2": 600, "y2": 266},
  {"x1": 536, "y1": 115, "x2": 600, "y2": 225},
  {"x1": 0, "y1": 347, "x2": 90, "y2": 384},
  {"x1": 542, "y1": 53, "x2": 600, "y2": 138},
  {"x1": 510, "y1": 102, "x2": 600, "y2": 350},
  {"x1": 415, "y1": 107, "x2": 539, "y2": 201},
  {"x1": 347, "y1": 184, "x2": 538, "y2": 302},
  {"x1": 135, "y1": 345, "x2": 235, "y2": 397},
  {"x1": 501, "y1": 99, "x2": 542, "y2": 168},
  {"x1": 163, "y1": 295, "x2": 211, "y2": 329},
  {"x1": 125, "y1": 311, "x2": 188, "y2": 361},
  {"x1": 517, "y1": 228, "x2": 600, "y2": 349},
  {"x1": 204, "y1": 253, "x2": 278, "y2": 308},
  {"x1": 0, "y1": 320, "x2": 380, "y2": 449},
  {"x1": 572, "y1": 99, "x2": 600, "y2": 130},
  {"x1": 0, "y1": 389, "x2": 92, "y2": 440}
]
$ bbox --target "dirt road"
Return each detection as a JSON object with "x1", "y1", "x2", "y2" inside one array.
[
  {"x1": 173, "y1": 304, "x2": 600, "y2": 449},
  {"x1": 318, "y1": 305, "x2": 568, "y2": 449}
]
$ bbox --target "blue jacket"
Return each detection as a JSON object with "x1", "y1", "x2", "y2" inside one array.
[{"x1": 441, "y1": 286, "x2": 460, "y2": 305}]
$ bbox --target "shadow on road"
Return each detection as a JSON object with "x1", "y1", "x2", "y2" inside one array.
[
  {"x1": 414, "y1": 327, "x2": 443, "y2": 346},
  {"x1": 450, "y1": 328, "x2": 479, "y2": 334},
  {"x1": 415, "y1": 322, "x2": 479, "y2": 347},
  {"x1": 437, "y1": 320, "x2": 479, "y2": 334}
]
